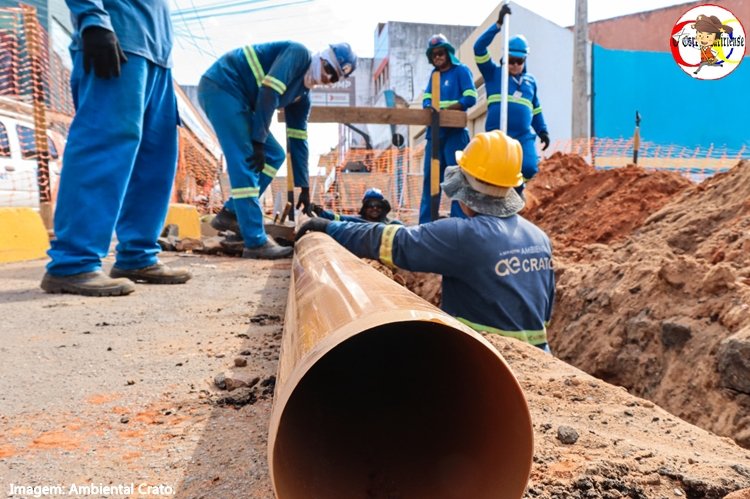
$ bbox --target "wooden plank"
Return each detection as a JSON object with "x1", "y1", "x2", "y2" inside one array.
[{"x1": 278, "y1": 106, "x2": 466, "y2": 127}]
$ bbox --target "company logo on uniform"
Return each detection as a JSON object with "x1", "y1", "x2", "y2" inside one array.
[
  {"x1": 670, "y1": 4, "x2": 746, "y2": 80},
  {"x1": 494, "y1": 256, "x2": 553, "y2": 277}
]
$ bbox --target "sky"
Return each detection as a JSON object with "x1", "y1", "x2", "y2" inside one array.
[{"x1": 170, "y1": 0, "x2": 692, "y2": 169}]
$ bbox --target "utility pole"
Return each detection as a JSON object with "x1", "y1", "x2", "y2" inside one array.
[{"x1": 571, "y1": 0, "x2": 589, "y2": 145}]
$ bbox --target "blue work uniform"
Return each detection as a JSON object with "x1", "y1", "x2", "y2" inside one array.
[
  {"x1": 317, "y1": 209, "x2": 403, "y2": 225},
  {"x1": 420, "y1": 64, "x2": 477, "y2": 224},
  {"x1": 48, "y1": 0, "x2": 178, "y2": 275},
  {"x1": 474, "y1": 24, "x2": 548, "y2": 185},
  {"x1": 326, "y1": 215, "x2": 555, "y2": 350},
  {"x1": 198, "y1": 42, "x2": 311, "y2": 248}
]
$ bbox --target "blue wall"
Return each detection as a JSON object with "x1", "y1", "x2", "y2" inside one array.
[{"x1": 593, "y1": 45, "x2": 750, "y2": 151}]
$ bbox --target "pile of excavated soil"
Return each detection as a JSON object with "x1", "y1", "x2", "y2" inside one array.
[
  {"x1": 387, "y1": 154, "x2": 750, "y2": 452},
  {"x1": 523, "y1": 153, "x2": 693, "y2": 259},
  {"x1": 536, "y1": 159, "x2": 750, "y2": 448}
]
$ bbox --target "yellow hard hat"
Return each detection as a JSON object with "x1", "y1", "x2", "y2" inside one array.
[{"x1": 455, "y1": 130, "x2": 523, "y2": 188}]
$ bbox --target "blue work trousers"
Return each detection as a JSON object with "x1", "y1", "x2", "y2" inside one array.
[
  {"x1": 514, "y1": 131, "x2": 539, "y2": 195},
  {"x1": 47, "y1": 54, "x2": 178, "y2": 275},
  {"x1": 197, "y1": 76, "x2": 284, "y2": 248},
  {"x1": 419, "y1": 130, "x2": 470, "y2": 224}
]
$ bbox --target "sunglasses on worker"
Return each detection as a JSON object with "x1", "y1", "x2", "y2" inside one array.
[
  {"x1": 431, "y1": 48, "x2": 447, "y2": 59},
  {"x1": 364, "y1": 201, "x2": 384, "y2": 210},
  {"x1": 508, "y1": 57, "x2": 526, "y2": 65},
  {"x1": 322, "y1": 59, "x2": 339, "y2": 83}
]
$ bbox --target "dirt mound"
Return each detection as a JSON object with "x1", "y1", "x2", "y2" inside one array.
[
  {"x1": 492, "y1": 336, "x2": 750, "y2": 499},
  {"x1": 524, "y1": 154, "x2": 693, "y2": 258},
  {"x1": 547, "y1": 160, "x2": 750, "y2": 448}
]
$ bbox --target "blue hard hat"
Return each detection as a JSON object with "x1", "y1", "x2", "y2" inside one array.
[
  {"x1": 509, "y1": 35, "x2": 529, "y2": 58},
  {"x1": 360, "y1": 188, "x2": 391, "y2": 219},
  {"x1": 363, "y1": 187, "x2": 385, "y2": 202},
  {"x1": 329, "y1": 42, "x2": 357, "y2": 79},
  {"x1": 425, "y1": 33, "x2": 460, "y2": 65}
]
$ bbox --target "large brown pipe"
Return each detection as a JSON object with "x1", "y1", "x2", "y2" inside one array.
[{"x1": 268, "y1": 232, "x2": 533, "y2": 498}]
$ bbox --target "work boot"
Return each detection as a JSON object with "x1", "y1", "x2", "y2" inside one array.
[
  {"x1": 110, "y1": 262, "x2": 192, "y2": 284},
  {"x1": 211, "y1": 207, "x2": 240, "y2": 234},
  {"x1": 40, "y1": 271, "x2": 136, "y2": 297},
  {"x1": 242, "y1": 237, "x2": 293, "y2": 259}
]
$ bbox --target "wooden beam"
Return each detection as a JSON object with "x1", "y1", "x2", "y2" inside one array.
[{"x1": 278, "y1": 106, "x2": 466, "y2": 128}]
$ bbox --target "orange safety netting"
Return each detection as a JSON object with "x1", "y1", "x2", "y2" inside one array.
[
  {"x1": 553, "y1": 137, "x2": 745, "y2": 182},
  {"x1": 265, "y1": 136, "x2": 746, "y2": 224},
  {"x1": 174, "y1": 126, "x2": 223, "y2": 215},
  {"x1": 0, "y1": 6, "x2": 72, "y2": 210},
  {"x1": 1, "y1": 6, "x2": 219, "y2": 217}
]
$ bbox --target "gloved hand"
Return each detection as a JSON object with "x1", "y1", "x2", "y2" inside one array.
[
  {"x1": 295, "y1": 217, "x2": 330, "y2": 241},
  {"x1": 250, "y1": 140, "x2": 265, "y2": 173},
  {"x1": 497, "y1": 4, "x2": 512, "y2": 27},
  {"x1": 82, "y1": 26, "x2": 127, "y2": 79},
  {"x1": 310, "y1": 203, "x2": 325, "y2": 216},
  {"x1": 296, "y1": 187, "x2": 312, "y2": 216},
  {"x1": 538, "y1": 130, "x2": 550, "y2": 151}
]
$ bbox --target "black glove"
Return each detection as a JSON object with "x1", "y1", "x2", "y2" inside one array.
[
  {"x1": 310, "y1": 203, "x2": 325, "y2": 216},
  {"x1": 538, "y1": 131, "x2": 550, "y2": 151},
  {"x1": 82, "y1": 26, "x2": 127, "y2": 79},
  {"x1": 295, "y1": 217, "x2": 330, "y2": 241},
  {"x1": 296, "y1": 187, "x2": 312, "y2": 216},
  {"x1": 497, "y1": 4, "x2": 512, "y2": 27},
  {"x1": 250, "y1": 140, "x2": 265, "y2": 173}
]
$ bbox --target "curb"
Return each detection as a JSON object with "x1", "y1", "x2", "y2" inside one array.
[
  {"x1": 0, "y1": 207, "x2": 50, "y2": 263},
  {"x1": 165, "y1": 203, "x2": 201, "y2": 240}
]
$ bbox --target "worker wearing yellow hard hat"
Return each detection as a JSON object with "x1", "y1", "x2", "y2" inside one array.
[{"x1": 297, "y1": 131, "x2": 556, "y2": 352}]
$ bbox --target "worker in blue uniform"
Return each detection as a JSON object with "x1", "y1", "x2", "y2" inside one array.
[
  {"x1": 420, "y1": 34, "x2": 477, "y2": 224},
  {"x1": 199, "y1": 41, "x2": 357, "y2": 259},
  {"x1": 41, "y1": 0, "x2": 191, "y2": 297},
  {"x1": 474, "y1": 5, "x2": 550, "y2": 192},
  {"x1": 297, "y1": 131, "x2": 555, "y2": 352},
  {"x1": 311, "y1": 188, "x2": 403, "y2": 225}
]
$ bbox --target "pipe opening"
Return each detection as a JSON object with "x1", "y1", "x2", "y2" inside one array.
[{"x1": 272, "y1": 322, "x2": 532, "y2": 498}]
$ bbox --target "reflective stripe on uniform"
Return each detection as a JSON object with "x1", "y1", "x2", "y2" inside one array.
[
  {"x1": 486, "y1": 94, "x2": 534, "y2": 110},
  {"x1": 263, "y1": 75, "x2": 286, "y2": 95},
  {"x1": 475, "y1": 52, "x2": 491, "y2": 64},
  {"x1": 508, "y1": 95, "x2": 533, "y2": 110},
  {"x1": 378, "y1": 225, "x2": 403, "y2": 268},
  {"x1": 334, "y1": 213, "x2": 341, "y2": 221},
  {"x1": 231, "y1": 186, "x2": 260, "y2": 199},
  {"x1": 243, "y1": 46, "x2": 264, "y2": 86},
  {"x1": 439, "y1": 100, "x2": 458, "y2": 108},
  {"x1": 287, "y1": 128, "x2": 307, "y2": 140},
  {"x1": 456, "y1": 317, "x2": 548, "y2": 346},
  {"x1": 463, "y1": 89, "x2": 478, "y2": 98},
  {"x1": 262, "y1": 164, "x2": 278, "y2": 178}
]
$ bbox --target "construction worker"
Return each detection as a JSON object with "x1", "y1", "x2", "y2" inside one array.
[
  {"x1": 297, "y1": 131, "x2": 555, "y2": 353},
  {"x1": 199, "y1": 41, "x2": 357, "y2": 259},
  {"x1": 473, "y1": 5, "x2": 550, "y2": 192},
  {"x1": 420, "y1": 34, "x2": 477, "y2": 224},
  {"x1": 311, "y1": 188, "x2": 403, "y2": 225},
  {"x1": 41, "y1": 0, "x2": 191, "y2": 297}
]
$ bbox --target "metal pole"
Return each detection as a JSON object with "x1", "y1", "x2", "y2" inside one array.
[
  {"x1": 633, "y1": 110, "x2": 641, "y2": 165},
  {"x1": 500, "y1": 0, "x2": 510, "y2": 134}
]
